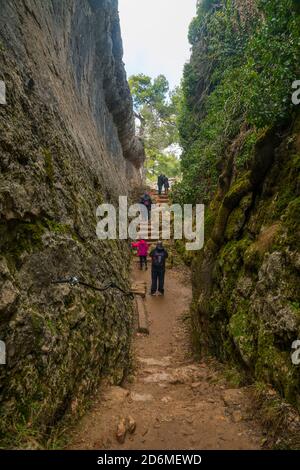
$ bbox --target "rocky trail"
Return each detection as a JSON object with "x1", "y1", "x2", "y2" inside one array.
[
  {"x1": 68, "y1": 192, "x2": 264, "y2": 450},
  {"x1": 1, "y1": 1, "x2": 299, "y2": 455}
]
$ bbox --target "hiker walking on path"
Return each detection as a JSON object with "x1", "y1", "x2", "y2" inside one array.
[
  {"x1": 157, "y1": 174, "x2": 164, "y2": 195},
  {"x1": 132, "y1": 239, "x2": 150, "y2": 271},
  {"x1": 140, "y1": 192, "x2": 153, "y2": 219},
  {"x1": 163, "y1": 176, "x2": 170, "y2": 195},
  {"x1": 150, "y1": 241, "x2": 168, "y2": 296}
]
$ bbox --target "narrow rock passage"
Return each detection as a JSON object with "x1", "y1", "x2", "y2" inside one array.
[{"x1": 68, "y1": 192, "x2": 263, "y2": 450}]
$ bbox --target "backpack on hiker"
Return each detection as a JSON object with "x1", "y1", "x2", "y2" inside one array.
[{"x1": 151, "y1": 248, "x2": 167, "y2": 269}]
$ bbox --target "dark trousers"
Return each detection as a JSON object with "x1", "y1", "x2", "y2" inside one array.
[
  {"x1": 151, "y1": 268, "x2": 165, "y2": 294},
  {"x1": 139, "y1": 256, "x2": 147, "y2": 270},
  {"x1": 158, "y1": 185, "x2": 162, "y2": 195}
]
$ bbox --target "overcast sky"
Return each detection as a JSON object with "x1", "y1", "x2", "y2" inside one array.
[{"x1": 118, "y1": 0, "x2": 197, "y2": 90}]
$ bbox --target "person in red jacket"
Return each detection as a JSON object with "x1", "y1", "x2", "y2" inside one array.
[{"x1": 131, "y1": 239, "x2": 150, "y2": 270}]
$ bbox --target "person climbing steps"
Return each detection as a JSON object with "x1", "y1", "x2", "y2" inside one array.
[
  {"x1": 157, "y1": 174, "x2": 164, "y2": 195},
  {"x1": 131, "y1": 239, "x2": 150, "y2": 270},
  {"x1": 140, "y1": 192, "x2": 153, "y2": 219},
  {"x1": 163, "y1": 175, "x2": 169, "y2": 195}
]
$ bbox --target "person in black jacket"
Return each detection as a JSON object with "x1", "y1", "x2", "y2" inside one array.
[
  {"x1": 140, "y1": 192, "x2": 153, "y2": 218},
  {"x1": 163, "y1": 176, "x2": 170, "y2": 195},
  {"x1": 157, "y1": 174, "x2": 164, "y2": 195},
  {"x1": 150, "y1": 241, "x2": 168, "y2": 296}
]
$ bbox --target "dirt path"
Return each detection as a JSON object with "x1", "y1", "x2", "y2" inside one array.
[{"x1": 68, "y1": 260, "x2": 263, "y2": 450}]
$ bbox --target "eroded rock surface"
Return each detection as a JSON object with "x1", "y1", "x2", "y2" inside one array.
[{"x1": 0, "y1": 0, "x2": 143, "y2": 446}]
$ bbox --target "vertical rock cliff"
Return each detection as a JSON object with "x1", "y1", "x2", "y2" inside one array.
[
  {"x1": 0, "y1": 0, "x2": 144, "y2": 446},
  {"x1": 177, "y1": 0, "x2": 300, "y2": 410}
]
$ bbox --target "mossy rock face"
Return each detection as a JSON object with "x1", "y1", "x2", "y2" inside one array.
[
  {"x1": 225, "y1": 194, "x2": 253, "y2": 241},
  {"x1": 280, "y1": 197, "x2": 300, "y2": 250},
  {"x1": 243, "y1": 223, "x2": 280, "y2": 272},
  {"x1": 229, "y1": 303, "x2": 256, "y2": 367},
  {"x1": 190, "y1": 122, "x2": 300, "y2": 413},
  {"x1": 255, "y1": 328, "x2": 300, "y2": 405},
  {"x1": 219, "y1": 238, "x2": 251, "y2": 275},
  {"x1": 42, "y1": 149, "x2": 54, "y2": 185},
  {"x1": 0, "y1": 0, "x2": 143, "y2": 448},
  {"x1": 223, "y1": 173, "x2": 252, "y2": 210},
  {"x1": 179, "y1": 0, "x2": 300, "y2": 425},
  {"x1": 0, "y1": 246, "x2": 134, "y2": 447},
  {"x1": 174, "y1": 239, "x2": 195, "y2": 266}
]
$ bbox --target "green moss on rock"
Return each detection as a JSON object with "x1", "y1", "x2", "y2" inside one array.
[
  {"x1": 42, "y1": 148, "x2": 54, "y2": 185},
  {"x1": 229, "y1": 302, "x2": 256, "y2": 367}
]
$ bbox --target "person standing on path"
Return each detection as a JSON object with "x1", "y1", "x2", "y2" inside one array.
[
  {"x1": 132, "y1": 239, "x2": 150, "y2": 270},
  {"x1": 157, "y1": 174, "x2": 164, "y2": 195},
  {"x1": 163, "y1": 176, "x2": 170, "y2": 195},
  {"x1": 140, "y1": 192, "x2": 153, "y2": 219},
  {"x1": 150, "y1": 241, "x2": 168, "y2": 295}
]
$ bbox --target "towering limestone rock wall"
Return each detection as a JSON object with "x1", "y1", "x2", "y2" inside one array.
[
  {"x1": 177, "y1": 0, "x2": 300, "y2": 408},
  {"x1": 0, "y1": 0, "x2": 144, "y2": 446}
]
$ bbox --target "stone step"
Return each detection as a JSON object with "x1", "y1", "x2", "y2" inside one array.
[
  {"x1": 138, "y1": 232, "x2": 160, "y2": 236},
  {"x1": 131, "y1": 281, "x2": 147, "y2": 297}
]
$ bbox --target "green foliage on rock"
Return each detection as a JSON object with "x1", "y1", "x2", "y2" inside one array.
[
  {"x1": 175, "y1": 0, "x2": 300, "y2": 205},
  {"x1": 178, "y1": 0, "x2": 300, "y2": 420}
]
